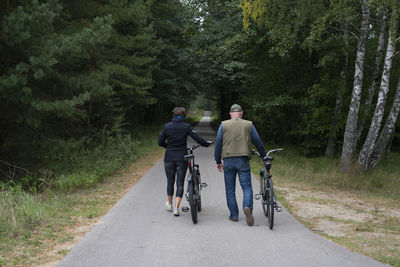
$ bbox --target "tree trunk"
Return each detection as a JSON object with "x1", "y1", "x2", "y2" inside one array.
[
  {"x1": 325, "y1": 90, "x2": 343, "y2": 157},
  {"x1": 87, "y1": 98, "x2": 92, "y2": 137},
  {"x1": 340, "y1": 0, "x2": 370, "y2": 171},
  {"x1": 368, "y1": 77, "x2": 400, "y2": 169},
  {"x1": 358, "y1": 31, "x2": 396, "y2": 171},
  {"x1": 325, "y1": 24, "x2": 348, "y2": 157},
  {"x1": 384, "y1": 130, "x2": 395, "y2": 159},
  {"x1": 356, "y1": 13, "x2": 387, "y2": 145}
]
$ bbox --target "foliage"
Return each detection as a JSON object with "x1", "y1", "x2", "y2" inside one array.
[
  {"x1": 98, "y1": 0, "x2": 157, "y2": 124},
  {"x1": 0, "y1": 0, "x2": 114, "y2": 169},
  {"x1": 0, "y1": 0, "x2": 192, "y2": 182},
  {"x1": 0, "y1": 126, "x2": 162, "y2": 265},
  {"x1": 180, "y1": 0, "x2": 250, "y2": 120},
  {"x1": 0, "y1": 125, "x2": 160, "y2": 243},
  {"x1": 1, "y1": 0, "x2": 400, "y2": 186}
]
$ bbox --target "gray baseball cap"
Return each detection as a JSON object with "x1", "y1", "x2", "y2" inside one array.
[{"x1": 230, "y1": 104, "x2": 242, "y2": 112}]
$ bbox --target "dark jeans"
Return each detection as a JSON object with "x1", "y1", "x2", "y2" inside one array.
[
  {"x1": 223, "y1": 156, "x2": 253, "y2": 219},
  {"x1": 164, "y1": 161, "x2": 188, "y2": 198}
]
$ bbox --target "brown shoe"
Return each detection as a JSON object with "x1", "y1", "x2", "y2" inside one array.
[{"x1": 243, "y1": 207, "x2": 254, "y2": 226}]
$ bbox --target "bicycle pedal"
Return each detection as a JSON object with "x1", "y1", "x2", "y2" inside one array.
[
  {"x1": 200, "y1": 182, "x2": 208, "y2": 188},
  {"x1": 254, "y1": 194, "x2": 261, "y2": 200},
  {"x1": 182, "y1": 206, "x2": 189, "y2": 212}
]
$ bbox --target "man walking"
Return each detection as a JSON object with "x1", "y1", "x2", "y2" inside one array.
[{"x1": 214, "y1": 104, "x2": 266, "y2": 226}]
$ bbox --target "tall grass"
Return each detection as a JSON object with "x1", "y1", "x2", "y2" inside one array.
[
  {"x1": 0, "y1": 187, "x2": 61, "y2": 240},
  {"x1": 36, "y1": 125, "x2": 160, "y2": 192},
  {"x1": 0, "y1": 126, "x2": 162, "y2": 264},
  {"x1": 52, "y1": 134, "x2": 139, "y2": 191},
  {"x1": 251, "y1": 147, "x2": 400, "y2": 198}
]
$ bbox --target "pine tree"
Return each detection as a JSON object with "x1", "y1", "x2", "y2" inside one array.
[{"x1": 0, "y1": 0, "x2": 113, "y2": 164}]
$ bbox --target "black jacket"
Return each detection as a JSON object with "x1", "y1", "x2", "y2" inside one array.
[{"x1": 158, "y1": 117, "x2": 209, "y2": 162}]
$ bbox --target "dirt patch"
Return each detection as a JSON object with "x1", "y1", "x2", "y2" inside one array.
[
  {"x1": 294, "y1": 201, "x2": 373, "y2": 222},
  {"x1": 313, "y1": 219, "x2": 351, "y2": 237},
  {"x1": 277, "y1": 181, "x2": 400, "y2": 265}
]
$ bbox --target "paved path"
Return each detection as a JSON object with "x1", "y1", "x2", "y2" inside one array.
[{"x1": 57, "y1": 115, "x2": 387, "y2": 267}]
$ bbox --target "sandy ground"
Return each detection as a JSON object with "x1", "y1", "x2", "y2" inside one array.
[{"x1": 275, "y1": 182, "x2": 400, "y2": 263}]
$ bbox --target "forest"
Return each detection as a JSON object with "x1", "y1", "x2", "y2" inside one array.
[{"x1": 1, "y1": 0, "x2": 400, "y2": 188}]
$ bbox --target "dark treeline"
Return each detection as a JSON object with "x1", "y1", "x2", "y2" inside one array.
[
  {"x1": 0, "y1": 0, "x2": 197, "y2": 177},
  {"x1": 1, "y1": 0, "x2": 400, "y2": 181}
]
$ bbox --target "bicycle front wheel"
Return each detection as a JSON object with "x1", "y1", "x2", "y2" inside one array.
[
  {"x1": 196, "y1": 175, "x2": 202, "y2": 212},
  {"x1": 266, "y1": 184, "x2": 274, "y2": 229},
  {"x1": 188, "y1": 181, "x2": 198, "y2": 224},
  {"x1": 197, "y1": 189, "x2": 202, "y2": 212}
]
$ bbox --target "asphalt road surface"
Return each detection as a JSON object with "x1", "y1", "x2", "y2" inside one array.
[{"x1": 57, "y1": 114, "x2": 387, "y2": 267}]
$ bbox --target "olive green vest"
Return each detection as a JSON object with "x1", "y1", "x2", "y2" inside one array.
[{"x1": 221, "y1": 118, "x2": 252, "y2": 159}]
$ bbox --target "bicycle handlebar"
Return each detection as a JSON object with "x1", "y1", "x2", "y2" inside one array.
[
  {"x1": 187, "y1": 144, "x2": 201, "y2": 151},
  {"x1": 187, "y1": 141, "x2": 213, "y2": 152},
  {"x1": 266, "y1": 148, "x2": 284, "y2": 156},
  {"x1": 252, "y1": 148, "x2": 284, "y2": 160}
]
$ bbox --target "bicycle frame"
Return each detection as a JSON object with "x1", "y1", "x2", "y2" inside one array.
[
  {"x1": 183, "y1": 144, "x2": 202, "y2": 223},
  {"x1": 185, "y1": 145, "x2": 200, "y2": 188},
  {"x1": 253, "y1": 148, "x2": 283, "y2": 229}
]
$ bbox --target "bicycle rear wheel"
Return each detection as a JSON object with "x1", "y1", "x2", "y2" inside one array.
[
  {"x1": 188, "y1": 180, "x2": 198, "y2": 224},
  {"x1": 260, "y1": 176, "x2": 267, "y2": 216}
]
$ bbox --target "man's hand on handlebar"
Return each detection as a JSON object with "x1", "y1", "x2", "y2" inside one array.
[{"x1": 216, "y1": 163, "x2": 223, "y2": 172}]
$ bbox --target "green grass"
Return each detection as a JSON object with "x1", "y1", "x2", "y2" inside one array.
[
  {"x1": 250, "y1": 146, "x2": 400, "y2": 266},
  {"x1": 0, "y1": 126, "x2": 162, "y2": 266},
  {"x1": 251, "y1": 146, "x2": 400, "y2": 198},
  {"x1": 330, "y1": 235, "x2": 400, "y2": 267},
  {"x1": 44, "y1": 125, "x2": 161, "y2": 192}
]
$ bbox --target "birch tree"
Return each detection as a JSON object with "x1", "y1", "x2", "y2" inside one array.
[
  {"x1": 340, "y1": 0, "x2": 370, "y2": 171},
  {"x1": 356, "y1": 13, "x2": 388, "y2": 145},
  {"x1": 358, "y1": 7, "x2": 398, "y2": 171},
  {"x1": 368, "y1": 78, "x2": 400, "y2": 169}
]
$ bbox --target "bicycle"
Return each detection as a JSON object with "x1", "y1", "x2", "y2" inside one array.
[
  {"x1": 182, "y1": 144, "x2": 208, "y2": 224},
  {"x1": 253, "y1": 148, "x2": 283, "y2": 229}
]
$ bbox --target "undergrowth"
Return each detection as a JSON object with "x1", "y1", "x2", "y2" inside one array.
[{"x1": 0, "y1": 125, "x2": 161, "y2": 265}]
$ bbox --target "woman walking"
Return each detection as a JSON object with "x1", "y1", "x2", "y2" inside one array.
[{"x1": 158, "y1": 107, "x2": 212, "y2": 216}]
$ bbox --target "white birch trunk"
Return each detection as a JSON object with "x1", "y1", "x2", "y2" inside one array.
[
  {"x1": 340, "y1": 0, "x2": 370, "y2": 171},
  {"x1": 358, "y1": 32, "x2": 396, "y2": 171},
  {"x1": 356, "y1": 14, "x2": 387, "y2": 144},
  {"x1": 369, "y1": 77, "x2": 400, "y2": 169}
]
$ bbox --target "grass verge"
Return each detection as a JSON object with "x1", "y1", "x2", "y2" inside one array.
[
  {"x1": 250, "y1": 147, "x2": 400, "y2": 266},
  {"x1": 0, "y1": 126, "x2": 164, "y2": 266}
]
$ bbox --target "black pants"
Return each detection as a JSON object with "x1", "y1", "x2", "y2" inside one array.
[{"x1": 164, "y1": 161, "x2": 188, "y2": 198}]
